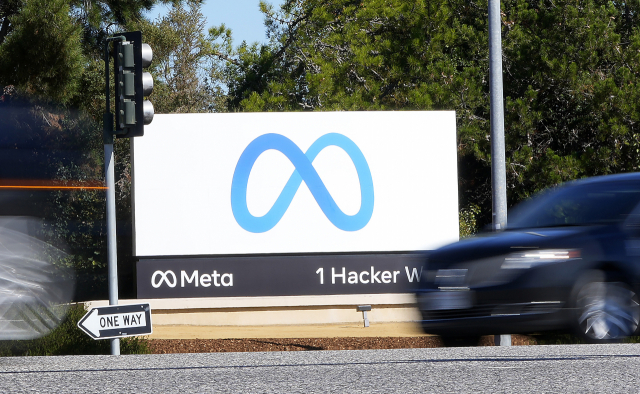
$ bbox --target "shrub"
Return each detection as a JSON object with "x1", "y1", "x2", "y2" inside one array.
[{"x1": 459, "y1": 204, "x2": 481, "y2": 238}]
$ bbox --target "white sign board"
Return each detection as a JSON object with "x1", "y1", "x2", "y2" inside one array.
[
  {"x1": 132, "y1": 111, "x2": 458, "y2": 256},
  {"x1": 77, "y1": 304, "x2": 152, "y2": 340}
]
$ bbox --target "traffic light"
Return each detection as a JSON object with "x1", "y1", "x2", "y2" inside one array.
[{"x1": 113, "y1": 31, "x2": 154, "y2": 138}]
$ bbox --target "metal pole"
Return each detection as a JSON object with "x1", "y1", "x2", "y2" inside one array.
[
  {"x1": 104, "y1": 143, "x2": 120, "y2": 355},
  {"x1": 104, "y1": 36, "x2": 124, "y2": 355},
  {"x1": 488, "y1": 0, "x2": 510, "y2": 347}
]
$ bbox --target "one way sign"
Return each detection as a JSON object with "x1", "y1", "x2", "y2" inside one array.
[{"x1": 78, "y1": 304, "x2": 152, "y2": 340}]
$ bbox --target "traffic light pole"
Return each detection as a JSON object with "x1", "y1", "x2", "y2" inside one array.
[
  {"x1": 104, "y1": 36, "x2": 124, "y2": 356},
  {"x1": 101, "y1": 32, "x2": 153, "y2": 354}
]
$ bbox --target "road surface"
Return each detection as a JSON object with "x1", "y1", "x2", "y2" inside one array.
[{"x1": 1, "y1": 344, "x2": 639, "y2": 393}]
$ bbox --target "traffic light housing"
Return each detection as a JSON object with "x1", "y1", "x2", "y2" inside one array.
[{"x1": 113, "y1": 31, "x2": 154, "y2": 138}]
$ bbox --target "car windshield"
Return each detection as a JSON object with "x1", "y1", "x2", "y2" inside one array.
[{"x1": 507, "y1": 180, "x2": 640, "y2": 230}]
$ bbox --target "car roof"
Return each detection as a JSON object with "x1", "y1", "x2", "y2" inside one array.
[{"x1": 568, "y1": 172, "x2": 640, "y2": 186}]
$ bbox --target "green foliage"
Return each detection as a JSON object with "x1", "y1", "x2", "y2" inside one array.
[
  {"x1": 459, "y1": 204, "x2": 481, "y2": 238},
  {"x1": 501, "y1": 0, "x2": 640, "y2": 204},
  {"x1": 0, "y1": 0, "x2": 164, "y2": 106},
  {"x1": 0, "y1": 0, "x2": 84, "y2": 103},
  {"x1": 132, "y1": 1, "x2": 224, "y2": 113},
  {"x1": 0, "y1": 303, "x2": 150, "y2": 356}
]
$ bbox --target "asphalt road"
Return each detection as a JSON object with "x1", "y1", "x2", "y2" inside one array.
[{"x1": 1, "y1": 344, "x2": 639, "y2": 393}]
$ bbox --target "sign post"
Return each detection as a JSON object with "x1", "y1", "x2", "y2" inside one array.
[{"x1": 78, "y1": 304, "x2": 152, "y2": 340}]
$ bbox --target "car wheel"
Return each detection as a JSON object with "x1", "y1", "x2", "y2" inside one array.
[{"x1": 574, "y1": 278, "x2": 640, "y2": 343}]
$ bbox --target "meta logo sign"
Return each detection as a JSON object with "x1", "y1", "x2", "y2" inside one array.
[
  {"x1": 136, "y1": 254, "x2": 426, "y2": 298},
  {"x1": 151, "y1": 270, "x2": 234, "y2": 288},
  {"x1": 231, "y1": 133, "x2": 374, "y2": 233},
  {"x1": 133, "y1": 111, "x2": 459, "y2": 256}
]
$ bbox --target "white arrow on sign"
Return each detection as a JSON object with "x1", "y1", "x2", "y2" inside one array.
[{"x1": 78, "y1": 303, "x2": 152, "y2": 340}]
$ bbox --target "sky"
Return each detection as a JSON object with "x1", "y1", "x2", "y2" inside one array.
[{"x1": 146, "y1": 0, "x2": 283, "y2": 45}]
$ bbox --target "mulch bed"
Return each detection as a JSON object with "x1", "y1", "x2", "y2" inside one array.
[{"x1": 149, "y1": 335, "x2": 536, "y2": 354}]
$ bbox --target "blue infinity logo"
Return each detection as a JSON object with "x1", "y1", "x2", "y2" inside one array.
[{"x1": 231, "y1": 133, "x2": 374, "y2": 233}]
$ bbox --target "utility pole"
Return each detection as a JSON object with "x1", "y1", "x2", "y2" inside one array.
[{"x1": 488, "y1": 0, "x2": 510, "y2": 347}]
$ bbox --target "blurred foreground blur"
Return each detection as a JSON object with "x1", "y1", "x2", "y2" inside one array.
[
  {"x1": 0, "y1": 217, "x2": 74, "y2": 339},
  {"x1": 0, "y1": 98, "x2": 105, "y2": 339}
]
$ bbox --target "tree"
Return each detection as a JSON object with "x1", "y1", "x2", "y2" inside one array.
[
  {"x1": 0, "y1": 0, "x2": 171, "y2": 111},
  {"x1": 0, "y1": 0, "x2": 85, "y2": 104},
  {"x1": 131, "y1": 0, "x2": 224, "y2": 114},
  {"x1": 501, "y1": 0, "x2": 640, "y2": 202}
]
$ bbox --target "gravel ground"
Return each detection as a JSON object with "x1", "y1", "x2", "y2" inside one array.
[{"x1": 149, "y1": 335, "x2": 535, "y2": 353}]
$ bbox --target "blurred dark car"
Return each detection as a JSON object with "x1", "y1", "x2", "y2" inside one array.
[{"x1": 416, "y1": 173, "x2": 640, "y2": 344}]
